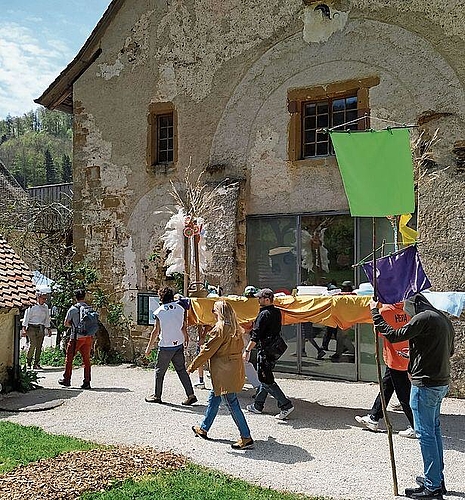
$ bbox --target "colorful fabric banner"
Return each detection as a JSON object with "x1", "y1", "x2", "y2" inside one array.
[
  {"x1": 362, "y1": 245, "x2": 431, "y2": 304},
  {"x1": 329, "y1": 128, "x2": 415, "y2": 217},
  {"x1": 399, "y1": 214, "x2": 418, "y2": 245}
]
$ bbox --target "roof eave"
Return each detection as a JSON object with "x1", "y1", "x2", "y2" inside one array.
[{"x1": 34, "y1": 0, "x2": 125, "y2": 114}]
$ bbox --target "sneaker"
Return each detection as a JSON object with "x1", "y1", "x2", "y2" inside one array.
[
  {"x1": 246, "y1": 404, "x2": 263, "y2": 414},
  {"x1": 145, "y1": 394, "x2": 163, "y2": 403},
  {"x1": 405, "y1": 485, "x2": 443, "y2": 499},
  {"x1": 354, "y1": 414, "x2": 379, "y2": 431},
  {"x1": 416, "y1": 476, "x2": 447, "y2": 495},
  {"x1": 399, "y1": 426, "x2": 417, "y2": 439},
  {"x1": 80, "y1": 382, "x2": 91, "y2": 390},
  {"x1": 33, "y1": 364, "x2": 43, "y2": 370},
  {"x1": 182, "y1": 395, "x2": 198, "y2": 406},
  {"x1": 194, "y1": 382, "x2": 205, "y2": 389},
  {"x1": 58, "y1": 378, "x2": 71, "y2": 387},
  {"x1": 275, "y1": 406, "x2": 295, "y2": 420},
  {"x1": 192, "y1": 425, "x2": 209, "y2": 439},
  {"x1": 231, "y1": 437, "x2": 254, "y2": 450},
  {"x1": 389, "y1": 402, "x2": 403, "y2": 411},
  {"x1": 317, "y1": 350, "x2": 326, "y2": 360}
]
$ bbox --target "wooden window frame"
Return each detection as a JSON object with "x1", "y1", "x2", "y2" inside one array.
[
  {"x1": 288, "y1": 76, "x2": 380, "y2": 163},
  {"x1": 147, "y1": 102, "x2": 178, "y2": 170}
]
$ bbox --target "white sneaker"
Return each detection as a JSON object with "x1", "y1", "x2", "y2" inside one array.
[
  {"x1": 246, "y1": 404, "x2": 263, "y2": 414},
  {"x1": 275, "y1": 406, "x2": 295, "y2": 420},
  {"x1": 398, "y1": 426, "x2": 417, "y2": 439},
  {"x1": 355, "y1": 414, "x2": 379, "y2": 431},
  {"x1": 194, "y1": 382, "x2": 205, "y2": 389}
]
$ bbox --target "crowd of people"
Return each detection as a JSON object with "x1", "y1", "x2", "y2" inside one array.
[{"x1": 24, "y1": 283, "x2": 455, "y2": 498}]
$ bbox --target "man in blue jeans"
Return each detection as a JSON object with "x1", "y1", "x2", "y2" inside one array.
[
  {"x1": 369, "y1": 293, "x2": 455, "y2": 500},
  {"x1": 243, "y1": 288, "x2": 294, "y2": 420}
]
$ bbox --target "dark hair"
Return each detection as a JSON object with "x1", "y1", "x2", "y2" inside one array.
[
  {"x1": 74, "y1": 289, "x2": 86, "y2": 301},
  {"x1": 158, "y1": 286, "x2": 175, "y2": 304}
]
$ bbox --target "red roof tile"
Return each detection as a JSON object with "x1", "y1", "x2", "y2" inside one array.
[{"x1": 0, "y1": 235, "x2": 36, "y2": 310}]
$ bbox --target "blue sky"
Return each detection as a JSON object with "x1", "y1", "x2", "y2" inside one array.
[{"x1": 0, "y1": 0, "x2": 111, "y2": 119}]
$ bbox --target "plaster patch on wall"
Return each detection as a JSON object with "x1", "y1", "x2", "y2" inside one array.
[
  {"x1": 121, "y1": 10, "x2": 153, "y2": 68},
  {"x1": 353, "y1": 0, "x2": 465, "y2": 40},
  {"x1": 121, "y1": 236, "x2": 138, "y2": 293},
  {"x1": 302, "y1": 4, "x2": 349, "y2": 43},
  {"x1": 249, "y1": 127, "x2": 289, "y2": 204},
  {"x1": 97, "y1": 10, "x2": 154, "y2": 80},
  {"x1": 155, "y1": 62, "x2": 178, "y2": 101},
  {"x1": 80, "y1": 112, "x2": 131, "y2": 192},
  {"x1": 155, "y1": 0, "x2": 302, "y2": 101},
  {"x1": 98, "y1": 58, "x2": 124, "y2": 80}
]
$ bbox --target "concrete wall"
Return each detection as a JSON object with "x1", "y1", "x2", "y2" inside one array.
[{"x1": 69, "y1": 0, "x2": 465, "y2": 387}]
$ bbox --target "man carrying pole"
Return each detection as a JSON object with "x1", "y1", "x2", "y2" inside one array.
[{"x1": 369, "y1": 294, "x2": 455, "y2": 500}]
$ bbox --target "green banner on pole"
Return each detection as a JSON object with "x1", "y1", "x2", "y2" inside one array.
[{"x1": 329, "y1": 128, "x2": 415, "y2": 217}]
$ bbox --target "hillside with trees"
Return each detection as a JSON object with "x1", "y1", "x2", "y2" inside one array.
[{"x1": 0, "y1": 107, "x2": 72, "y2": 187}]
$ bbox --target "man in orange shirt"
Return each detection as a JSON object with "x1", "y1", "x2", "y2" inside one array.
[{"x1": 355, "y1": 302, "x2": 415, "y2": 438}]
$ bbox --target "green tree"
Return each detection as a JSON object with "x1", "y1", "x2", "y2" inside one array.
[
  {"x1": 61, "y1": 154, "x2": 72, "y2": 183},
  {"x1": 44, "y1": 149, "x2": 57, "y2": 184}
]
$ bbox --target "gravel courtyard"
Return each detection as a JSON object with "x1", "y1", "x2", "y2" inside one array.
[{"x1": 1, "y1": 364, "x2": 464, "y2": 500}]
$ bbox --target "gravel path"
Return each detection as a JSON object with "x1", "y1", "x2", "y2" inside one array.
[{"x1": 1, "y1": 364, "x2": 464, "y2": 500}]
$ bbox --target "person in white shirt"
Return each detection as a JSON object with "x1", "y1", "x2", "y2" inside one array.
[
  {"x1": 144, "y1": 287, "x2": 197, "y2": 405},
  {"x1": 22, "y1": 291, "x2": 51, "y2": 369}
]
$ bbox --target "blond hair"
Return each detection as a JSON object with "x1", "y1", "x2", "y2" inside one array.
[{"x1": 212, "y1": 300, "x2": 244, "y2": 338}]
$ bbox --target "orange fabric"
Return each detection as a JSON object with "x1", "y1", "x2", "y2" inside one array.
[
  {"x1": 379, "y1": 303, "x2": 410, "y2": 370},
  {"x1": 188, "y1": 295, "x2": 373, "y2": 330}
]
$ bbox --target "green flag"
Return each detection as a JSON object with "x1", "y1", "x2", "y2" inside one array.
[{"x1": 329, "y1": 128, "x2": 415, "y2": 217}]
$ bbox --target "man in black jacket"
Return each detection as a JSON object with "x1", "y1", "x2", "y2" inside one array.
[
  {"x1": 369, "y1": 293, "x2": 455, "y2": 500},
  {"x1": 243, "y1": 288, "x2": 294, "y2": 420}
]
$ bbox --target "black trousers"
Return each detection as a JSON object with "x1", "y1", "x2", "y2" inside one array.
[{"x1": 370, "y1": 366, "x2": 414, "y2": 428}]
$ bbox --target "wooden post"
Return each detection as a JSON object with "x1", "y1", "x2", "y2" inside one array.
[
  {"x1": 183, "y1": 235, "x2": 190, "y2": 296},
  {"x1": 372, "y1": 217, "x2": 398, "y2": 496},
  {"x1": 193, "y1": 231, "x2": 201, "y2": 291}
]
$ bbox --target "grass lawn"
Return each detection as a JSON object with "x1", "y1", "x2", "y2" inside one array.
[
  {"x1": 0, "y1": 421, "x2": 97, "y2": 473},
  {"x1": 81, "y1": 464, "x2": 321, "y2": 500},
  {"x1": 0, "y1": 422, "x2": 325, "y2": 499}
]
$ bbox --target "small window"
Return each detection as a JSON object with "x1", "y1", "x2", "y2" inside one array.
[
  {"x1": 157, "y1": 113, "x2": 174, "y2": 163},
  {"x1": 302, "y1": 94, "x2": 358, "y2": 157},
  {"x1": 288, "y1": 77, "x2": 380, "y2": 162},
  {"x1": 148, "y1": 103, "x2": 177, "y2": 169}
]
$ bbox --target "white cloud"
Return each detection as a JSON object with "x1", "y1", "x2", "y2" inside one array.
[{"x1": 0, "y1": 21, "x2": 74, "y2": 118}]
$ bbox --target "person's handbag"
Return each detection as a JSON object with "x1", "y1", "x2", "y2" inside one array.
[{"x1": 266, "y1": 335, "x2": 288, "y2": 361}]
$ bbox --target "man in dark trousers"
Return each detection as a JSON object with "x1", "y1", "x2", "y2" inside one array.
[
  {"x1": 243, "y1": 288, "x2": 294, "y2": 420},
  {"x1": 144, "y1": 287, "x2": 197, "y2": 406},
  {"x1": 369, "y1": 293, "x2": 455, "y2": 500}
]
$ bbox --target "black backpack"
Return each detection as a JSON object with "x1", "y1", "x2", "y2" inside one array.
[{"x1": 74, "y1": 304, "x2": 99, "y2": 336}]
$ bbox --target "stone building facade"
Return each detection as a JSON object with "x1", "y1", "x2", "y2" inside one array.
[{"x1": 37, "y1": 0, "x2": 464, "y2": 393}]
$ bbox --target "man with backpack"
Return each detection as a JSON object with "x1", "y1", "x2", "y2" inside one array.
[{"x1": 59, "y1": 289, "x2": 99, "y2": 389}]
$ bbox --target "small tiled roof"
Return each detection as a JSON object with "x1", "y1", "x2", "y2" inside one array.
[{"x1": 0, "y1": 235, "x2": 36, "y2": 310}]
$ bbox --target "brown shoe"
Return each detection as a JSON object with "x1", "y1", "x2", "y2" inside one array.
[
  {"x1": 231, "y1": 437, "x2": 254, "y2": 450},
  {"x1": 192, "y1": 425, "x2": 209, "y2": 439},
  {"x1": 182, "y1": 395, "x2": 198, "y2": 406}
]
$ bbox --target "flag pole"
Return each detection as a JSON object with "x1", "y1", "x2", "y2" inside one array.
[{"x1": 372, "y1": 217, "x2": 398, "y2": 496}]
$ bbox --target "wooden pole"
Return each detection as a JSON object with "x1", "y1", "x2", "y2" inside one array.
[
  {"x1": 372, "y1": 217, "x2": 398, "y2": 496},
  {"x1": 193, "y1": 232, "x2": 201, "y2": 291},
  {"x1": 183, "y1": 235, "x2": 190, "y2": 296}
]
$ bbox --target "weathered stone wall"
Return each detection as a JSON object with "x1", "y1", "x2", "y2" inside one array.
[{"x1": 70, "y1": 0, "x2": 465, "y2": 390}]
